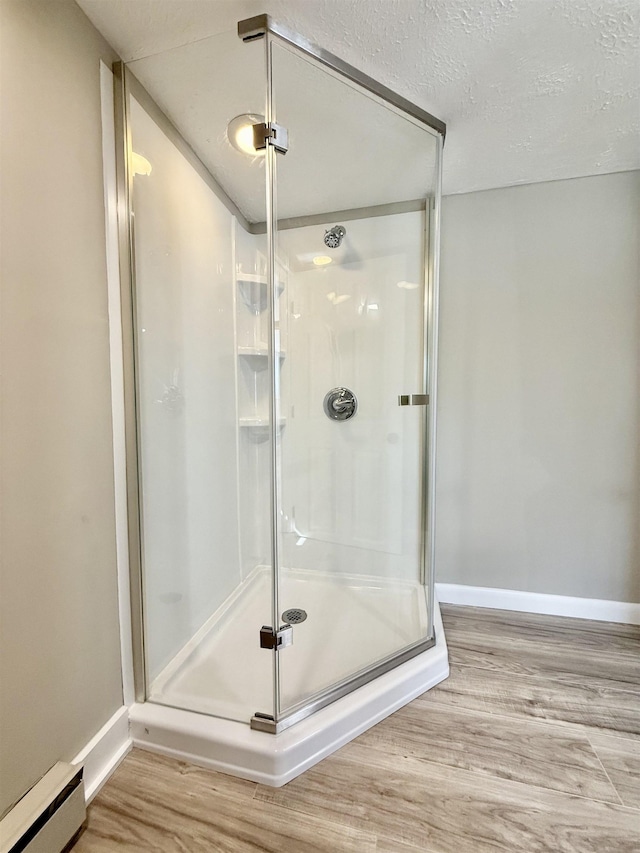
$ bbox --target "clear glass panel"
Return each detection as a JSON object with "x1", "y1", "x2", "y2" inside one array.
[
  {"x1": 126, "y1": 29, "x2": 275, "y2": 723},
  {"x1": 269, "y1": 38, "x2": 441, "y2": 716}
]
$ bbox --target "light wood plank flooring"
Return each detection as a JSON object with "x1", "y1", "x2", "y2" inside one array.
[{"x1": 74, "y1": 605, "x2": 640, "y2": 852}]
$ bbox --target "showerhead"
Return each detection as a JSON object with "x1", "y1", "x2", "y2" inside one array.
[{"x1": 324, "y1": 225, "x2": 346, "y2": 249}]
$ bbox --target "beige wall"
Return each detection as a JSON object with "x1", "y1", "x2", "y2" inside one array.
[
  {"x1": 436, "y1": 171, "x2": 640, "y2": 602},
  {"x1": 0, "y1": 0, "x2": 123, "y2": 816}
]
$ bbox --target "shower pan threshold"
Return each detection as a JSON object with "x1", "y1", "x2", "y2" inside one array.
[{"x1": 129, "y1": 595, "x2": 448, "y2": 787}]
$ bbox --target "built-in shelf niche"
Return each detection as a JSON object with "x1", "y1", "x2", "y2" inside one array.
[
  {"x1": 236, "y1": 256, "x2": 287, "y2": 443},
  {"x1": 238, "y1": 416, "x2": 287, "y2": 428},
  {"x1": 239, "y1": 416, "x2": 287, "y2": 443},
  {"x1": 237, "y1": 346, "x2": 286, "y2": 371},
  {"x1": 237, "y1": 275, "x2": 285, "y2": 314}
]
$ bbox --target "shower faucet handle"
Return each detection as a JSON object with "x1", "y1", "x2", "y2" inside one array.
[
  {"x1": 324, "y1": 387, "x2": 358, "y2": 421},
  {"x1": 332, "y1": 396, "x2": 351, "y2": 412}
]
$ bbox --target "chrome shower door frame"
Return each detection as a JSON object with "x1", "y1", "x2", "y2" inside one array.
[{"x1": 113, "y1": 61, "x2": 146, "y2": 702}]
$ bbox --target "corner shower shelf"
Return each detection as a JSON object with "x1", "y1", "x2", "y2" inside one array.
[
  {"x1": 237, "y1": 346, "x2": 286, "y2": 371},
  {"x1": 237, "y1": 275, "x2": 285, "y2": 314},
  {"x1": 239, "y1": 416, "x2": 286, "y2": 427},
  {"x1": 239, "y1": 416, "x2": 286, "y2": 442}
]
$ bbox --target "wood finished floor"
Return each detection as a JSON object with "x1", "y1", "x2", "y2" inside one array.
[{"x1": 74, "y1": 605, "x2": 640, "y2": 852}]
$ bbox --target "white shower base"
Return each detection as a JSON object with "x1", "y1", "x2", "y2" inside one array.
[
  {"x1": 148, "y1": 566, "x2": 436, "y2": 720},
  {"x1": 130, "y1": 572, "x2": 448, "y2": 786}
]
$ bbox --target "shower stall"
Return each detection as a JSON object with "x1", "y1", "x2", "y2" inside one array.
[{"x1": 115, "y1": 14, "x2": 448, "y2": 784}]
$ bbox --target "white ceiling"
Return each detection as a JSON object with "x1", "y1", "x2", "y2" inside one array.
[{"x1": 78, "y1": 0, "x2": 640, "y2": 196}]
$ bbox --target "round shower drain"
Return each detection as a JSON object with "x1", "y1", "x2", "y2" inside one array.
[{"x1": 282, "y1": 608, "x2": 308, "y2": 624}]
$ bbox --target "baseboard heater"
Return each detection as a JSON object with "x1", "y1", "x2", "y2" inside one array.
[{"x1": 0, "y1": 763, "x2": 86, "y2": 853}]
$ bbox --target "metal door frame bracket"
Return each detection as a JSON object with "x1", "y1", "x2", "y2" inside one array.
[{"x1": 250, "y1": 713, "x2": 279, "y2": 733}]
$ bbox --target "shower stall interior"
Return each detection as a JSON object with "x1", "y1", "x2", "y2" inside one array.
[{"x1": 116, "y1": 14, "x2": 448, "y2": 783}]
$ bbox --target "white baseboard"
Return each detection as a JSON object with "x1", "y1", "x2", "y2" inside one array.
[
  {"x1": 72, "y1": 706, "x2": 132, "y2": 802},
  {"x1": 436, "y1": 582, "x2": 640, "y2": 625}
]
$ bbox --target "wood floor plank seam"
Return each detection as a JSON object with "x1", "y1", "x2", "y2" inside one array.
[
  {"x1": 440, "y1": 605, "x2": 640, "y2": 637},
  {"x1": 440, "y1": 616, "x2": 640, "y2": 646},
  {"x1": 411, "y1": 693, "x2": 640, "y2": 743},
  {"x1": 409, "y1": 693, "x2": 626, "y2": 735},
  {"x1": 83, "y1": 759, "x2": 378, "y2": 852},
  {"x1": 441, "y1": 655, "x2": 640, "y2": 696},
  {"x1": 439, "y1": 627, "x2": 640, "y2": 655},
  {"x1": 254, "y1": 745, "x2": 640, "y2": 852},
  {"x1": 585, "y1": 732, "x2": 640, "y2": 811},
  {"x1": 355, "y1": 707, "x2": 624, "y2": 804},
  {"x1": 373, "y1": 827, "x2": 502, "y2": 853},
  {"x1": 444, "y1": 653, "x2": 640, "y2": 692},
  {"x1": 417, "y1": 663, "x2": 640, "y2": 737},
  {"x1": 584, "y1": 734, "x2": 627, "y2": 808},
  {"x1": 334, "y1": 736, "x2": 636, "y2": 812}
]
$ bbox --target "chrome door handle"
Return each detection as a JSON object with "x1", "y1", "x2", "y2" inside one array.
[{"x1": 398, "y1": 394, "x2": 429, "y2": 406}]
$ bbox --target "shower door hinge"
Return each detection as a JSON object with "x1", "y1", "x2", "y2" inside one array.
[
  {"x1": 253, "y1": 122, "x2": 289, "y2": 154},
  {"x1": 259, "y1": 624, "x2": 293, "y2": 650}
]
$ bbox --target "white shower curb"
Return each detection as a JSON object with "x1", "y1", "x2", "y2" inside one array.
[{"x1": 128, "y1": 597, "x2": 449, "y2": 787}]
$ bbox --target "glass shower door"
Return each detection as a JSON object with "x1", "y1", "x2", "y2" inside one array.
[
  {"x1": 267, "y1": 36, "x2": 442, "y2": 724},
  {"x1": 119, "y1": 27, "x2": 279, "y2": 725}
]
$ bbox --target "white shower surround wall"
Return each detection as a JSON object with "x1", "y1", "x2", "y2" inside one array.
[
  {"x1": 278, "y1": 213, "x2": 426, "y2": 583},
  {"x1": 131, "y1": 96, "x2": 248, "y2": 680}
]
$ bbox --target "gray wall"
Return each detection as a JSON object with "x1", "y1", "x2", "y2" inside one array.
[
  {"x1": 0, "y1": 0, "x2": 123, "y2": 817},
  {"x1": 436, "y1": 171, "x2": 640, "y2": 603}
]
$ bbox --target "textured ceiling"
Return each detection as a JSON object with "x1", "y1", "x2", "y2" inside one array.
[
  {"x1": 127, "y1": 30, "x2": 439, "y2": 221},
  {"x1": 78, "y1": 0, "x2": 640, "y2": 195}
]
